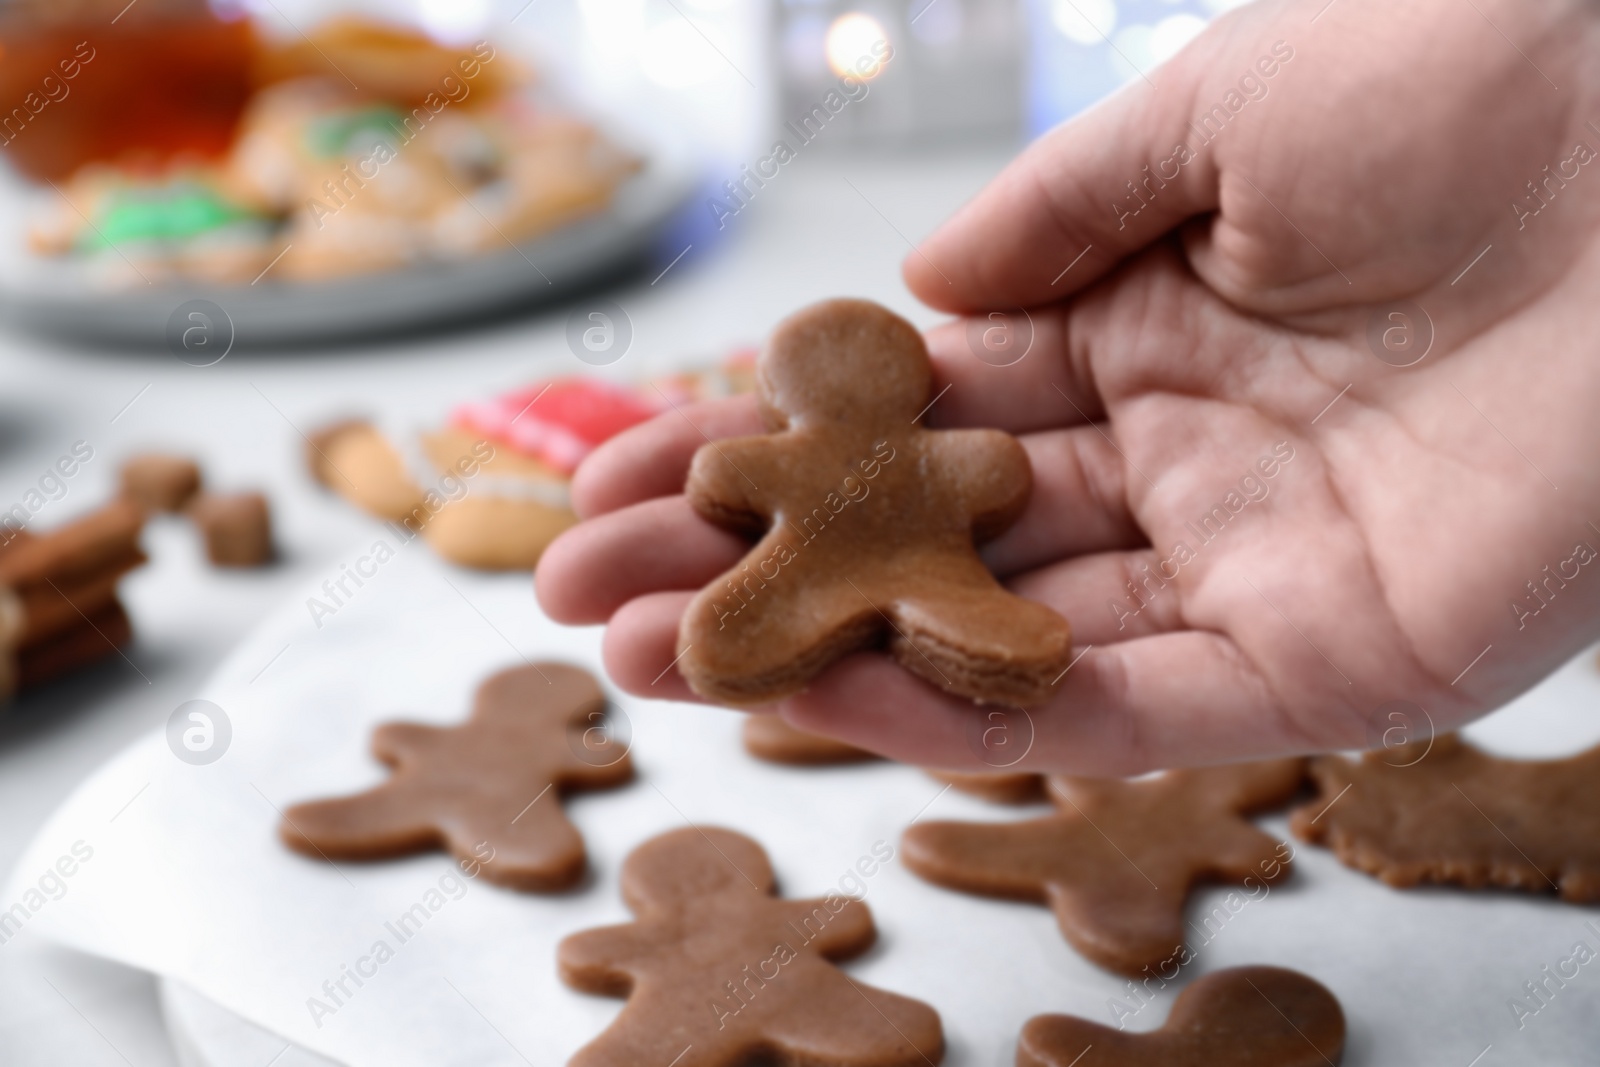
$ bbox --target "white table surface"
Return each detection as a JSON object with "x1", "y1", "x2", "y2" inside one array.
[{"x1": 0, "y1": 145, "x2": 1015, "y2": 1065}]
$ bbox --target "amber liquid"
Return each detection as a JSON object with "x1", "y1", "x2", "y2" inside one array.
[{"x1": 0, "y1": 13, "x2": 256, "y2": 182}]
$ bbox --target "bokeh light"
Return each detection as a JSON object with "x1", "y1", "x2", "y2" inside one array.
[
  {"x1": 1050, "y1": 0, "x2": 1116, "y2": 46},
  {"x1": 826, "y1": 12, "x2": 890, "y2": 79}
]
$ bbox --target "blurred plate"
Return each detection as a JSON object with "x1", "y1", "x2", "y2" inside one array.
[{"x1": 0, "y1": 122, "x2": 698, "y2": 348}]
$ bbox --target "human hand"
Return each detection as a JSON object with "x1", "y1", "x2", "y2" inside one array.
[{"x1": 538, "y1": 0, "x2": 1600, "y2": 774}]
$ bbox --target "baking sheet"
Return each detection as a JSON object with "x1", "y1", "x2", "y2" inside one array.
[{"x1": 6, "y1": 544, "x2": 1600, "y2": 1066}]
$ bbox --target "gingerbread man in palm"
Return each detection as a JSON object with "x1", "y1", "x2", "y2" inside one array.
[{"x1": 678, "y1": 298, "x2": 1072, "y2": 707}]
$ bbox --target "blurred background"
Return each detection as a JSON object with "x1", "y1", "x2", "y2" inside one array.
[
  {"x1": 0, "y1": 0, "x2": 1256, "y2": 1061},
  {"x1": 0, "y1": 0, "x2": 1249, "y2": 342}
]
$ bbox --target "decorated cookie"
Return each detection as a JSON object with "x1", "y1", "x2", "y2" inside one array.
[
  {"x1": 28, "y1": 166, "x2": 274, "y2": 287},
  {"x1": 1292, "y1": 733, "x2": 1600, "y2": 901},
  {"x1": 400, "y1": 425, "x2": 574, "y2": 571},
  {"x1": 558, "y1": 826, "x2": 944, "y2": 1067},
  {"x1": 1018, "y1": 966, "x2": 1345, "y2": 1067},
  {"x1": 252, "y1": 17, "x2": 525, "y2": 108},
  {"x1": 306, "y1": 419, "x2": 427, "y2": 519},
  {"x1": 309, "y1": 364, "x2": 756, "y2": 571},
  {"x1": 677, "y1": 299, "x2": 1072, "y2": 707},
  {"x1": 651, "y1": 347, "x2": 758, "y2": 405},
  {"x1": 304, "y1": 417, "x2": 567, "y2": 572},
  {"x1": 429, "y1": 111, "x2": 641, "y2": 262},
  {"x1": 28, "y1": 20, "x2": 638, "y2": 287},
  {"x1": 280, "y1": 663, "x2": 632, "y2": 891},
  {"x1": 453, "y1": 377, "x2": 661, "y2": 477},
  {"x1": 225, "y1": 73, "x2": 636, "y2": 281},
  {"x1": 306, "y1": 378, "x2": 669, "y2": 570},
  {"x1": 902, "y1": 760, "x2": 1305, "y2": 976}
]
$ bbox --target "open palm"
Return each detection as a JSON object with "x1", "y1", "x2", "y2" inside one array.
[{"x1": 538, "y1": 0, "x2": 1600, "y2": 773}]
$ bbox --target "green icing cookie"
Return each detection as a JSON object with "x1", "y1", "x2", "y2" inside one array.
[
  {"x1": 82, "y1": 183, "x2": 260, "y2": 251},
  {"x1": 304, "y1": 105, "x2": 407, "y2": 159}
]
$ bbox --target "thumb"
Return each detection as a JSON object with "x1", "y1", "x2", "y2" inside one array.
[{"x1": 905, "y1": 25, "x2": 1290, "y2": 313}]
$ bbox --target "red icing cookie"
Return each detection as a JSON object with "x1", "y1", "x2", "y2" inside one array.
[{"x1": 453, "y1": 378, "x2": 660, "y2": 476}]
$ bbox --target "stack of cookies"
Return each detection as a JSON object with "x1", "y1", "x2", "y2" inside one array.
[{"x1": 0, "y1": 499, "x2": 146, "y2": 698}]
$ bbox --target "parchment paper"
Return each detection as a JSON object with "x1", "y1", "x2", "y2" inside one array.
[{"x1": 7, "y1": 546, "x2": 1600, "y2": 1065}]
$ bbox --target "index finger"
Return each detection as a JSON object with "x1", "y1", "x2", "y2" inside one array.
[{"x1": 570, "y1": 394, "x2": 761, "y2": 519}]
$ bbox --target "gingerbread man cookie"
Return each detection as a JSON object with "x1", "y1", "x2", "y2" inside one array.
[
  {"x1": 1292, "y1": 732, "x2": 1600, "y2": 901},
  {"x1": 558, "y1": 826, "x2": 944, "y2": 1067},
  {"x1": 678, "y1": 299, "x2": 1072, "y2": 707},
  {"x1": 280, "y1": 663, "x2": 631, "y2": 891},
  {"x1": 927, "y1": 769, "x2": 1046, "y2": 804},
  {"x1": 902, "y1": 760, "x2": 1305, "y2": 975},
  {"x1": 741, "y1": 714, "x2": 880, "y2": 765},
  {"x1": 1019, "y1": 966, "x2": 1345, "y2": 1067},
  {"x1": 742, "y1": 715, "x2": 1046, "y2": 800}
]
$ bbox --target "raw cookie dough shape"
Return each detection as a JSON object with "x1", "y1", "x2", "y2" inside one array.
[
  {"x1": 902, "y1": 760, "x2": 1305, "y2": 976},
  {"x1": 926, "y1": 769, "x2": 1046, "y2": 804},
  {"x1": 678, "y1": 298, "x2": 1072, "y2": 707},
  {"x1": 741, "y1": 713, "x2": 881, "y2": 765},
  {"x1": 558, "y1": 826, "x2": 945, "y2": 1067},
  {"x1": 1291, "y1": 732, "x2": 1600, "y2": 901},
  {"x1": 1018, "y1": 965, "x2": 1345, "y2": 1067},
  {"x1": 741, "y1": 715, "x2": 1046, "y2": 801},
  {"x1": 280, "y1": 663, "x2": 631, "y2": 891}
]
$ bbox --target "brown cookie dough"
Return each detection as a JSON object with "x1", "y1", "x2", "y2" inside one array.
[
  {"x1": 741, "y1": 715, "x2": 1046, "y2": 802},
  {"x1": 558, "y1": 826, "x2": 944, "y2": 1067},
  {"x1": 1018, "y1": 965, "x2": 1345, "y2": 1066},
  {"x1": 927, "y1": 770, "x2": 1046, "y2": 805},
  {"x1": 902, "y1": 760, "x2": 1305, "y2": 976},
  {"x1": 280, "y1": 663, "x2": 632, "y2": 891},
  {"x1": 188, "y1": 492, "x2": 273, "y2": 566},
  {"x1": 119, "y1": 453, "x2": 202, "y2": 512},
  {"x1": 1291, "y1": 732, "x2": 1600, "y2": 901},
  {"x1": 17, "y1": 599, "x2": 133, "y2": 690},
  {"x1": 678, "y1": 299, "x2": 1072, "y2": 707},
  {"x1": 0, "y1": 500, "x2": 145, "y2": 697},
  {"x1": 741, "y1": 714, "x2": 880, "y2": 765}
]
